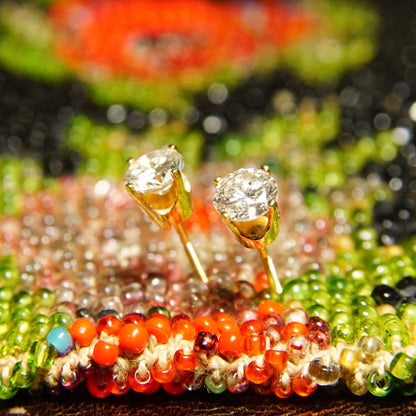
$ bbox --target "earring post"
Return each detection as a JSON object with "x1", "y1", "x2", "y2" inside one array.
[{"x1": 258, "y1": 246, "x2": 282, "y2": 294}]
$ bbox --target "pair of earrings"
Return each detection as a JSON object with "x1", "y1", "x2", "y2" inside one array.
[{"x1": 124, "y1": 146, "x2": 282, "y2": 294}]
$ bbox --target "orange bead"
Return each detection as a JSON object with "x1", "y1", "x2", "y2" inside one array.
[
  {"x1": 280, "y1": 322, "x2": 308, "y2": 342},
  {"x1": 86, "y1": 373, "x2": 112, "y2": 398},
  {"x1": 96, "y1": 315, "x2": 121, "y2": 336},
  {"x1": 119, "y1": 323, "x2": 149, "y2": 354},
  {"x1": 144, "y1": 315, "x2": 171, "y2": 344},
  {"x1": 193, "y1": 316, "x2": 219, "y2": 336},
  {"x1": 272, "y1": 373, "x2": 293, "y2": 399},
  {"x1": 163, "y1": 379, "x2": 186, "y2": 395},
  {"x1": 265, "y1": 350, "x2": 288, "y2": 372},
  {"x1": 218, "y1": 332, "x2": 244, "y2": 360},
  {"x1": 122, "y1": 313, "x2": 145, "y2": 325},
  {"x1": 174, "y1": 350, "x2": 197, "y2": 371},
  {"x1": 244, "y1": 334, "x2": 266, "y2": 356},
  {"x1": 128, "y1": 368, "x2": 160, "y2": 394},
  {"x1": 69, "y1": 318, "x2": 96, "y2": 347},
  {"x1": 151, "y1": 360, "x2": 176, "y2": 384},
  {"x1": 172, "y1": 319, "x2": 196, "y2": 341},
  {"x1": 110, "y1": 374, "x2": 130, "y2": 395},
  {"x1": 292, "y1": 372, "x2": 317, "y2": 397},
  {"x1": 213, "y1": 313, "x2": 239, "y2": 335},
  {"x1": 254, "y1": 271, "x2": 269, "y2": 292},
  {"x1": 245, "y1": 360, "x2": 271, "y2": 384},
  {"x1": 240, "y1": 320, "x2": 263, "y2": 336},
  {"x1": 257, "y1": 300, "x2": 285, "y2": 319},
  {"x1": 93, "y1": 341, "x2": 119, "y2": 366}
]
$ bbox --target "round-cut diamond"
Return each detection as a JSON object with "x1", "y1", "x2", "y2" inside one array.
[
  {"x1": 125, "y1": 148, "x2": 183, "y2": 194},
  {"x1": 213, "y1": 168, "x2": 278, "y2": 222}
]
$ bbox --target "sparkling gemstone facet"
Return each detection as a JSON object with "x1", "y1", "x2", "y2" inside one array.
[
  {"x1": 213, "y1": 168, "x2": 278, "y2": 222},
  {"x1": 125, "y1": 148, "x2": 183, "y2": 195}
]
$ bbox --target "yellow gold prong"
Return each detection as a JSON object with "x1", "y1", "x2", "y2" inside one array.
[
  {"x1": 168, "y1": 144, "x2": 178, "y2": 151},
  {"x1": 213, "y1": 176, "x2": 222, "y2": 186},
  {"x1": 261, "y1": 165, "x2": 271, "y2": 174}
]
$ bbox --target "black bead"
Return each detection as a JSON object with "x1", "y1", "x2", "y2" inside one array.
[
  {"x1": 395, "y1": 276, "x2": 416, "y2": 298},
  {"x1": 76, "y1": 308, "x2": 96, "y2": 321},
  {"x1": 371, "y1": 285, "x2": 404, "y2": 307}
]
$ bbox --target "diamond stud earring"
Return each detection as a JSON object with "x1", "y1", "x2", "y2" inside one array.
[
  {"x1": 125, "y1": 145, "x2": 208, "y2": 283},
  {"x1": 213, "y1": 166, "x2": 282, "y2": 294}
]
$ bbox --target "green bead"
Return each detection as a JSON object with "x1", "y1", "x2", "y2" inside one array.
[
  {"x1": 302, "y1": 270, "x2": 326, "y2": 283},
  {"x1": 357, "y1": 319, "x2": 380, "y2": 337},
  {"x1": 383, "y1": 320, "x2": 409, "y2": 350},
  {"x1": 282, "y1": 279, "x2": 310, "y2": 302},
  {"x1": 10, "y1": 361, "x2": 36, "y2": 389},
  {"x1": 0, "y1": 256, "x2": 19, "y2": 288},
  {"x1": 389, "y1": 352, "x2": 416, "y2": 380},
  {"x1": 205, "y1": 375, "x2": 227, "y2": 393},
  {"x1": 397, "y1": 303, "x2": 416, "y2": 324},
  {"x1": 355, "y1": 283, "x2": 373, "y2": 297},
  {"x1": 309, "y1": 290, "x2": 332, "y2": 309},
  {"x1": 33, "y1": 288, "x2": 56, "y2": 308},
  {"x1": 331, "y1": 323, "x2": 355, "y2": 344},
  {"x1": 253, "y1": 289, "x2": 279, "y2": 304},
  {"x1": 12, "y1": 307, "x2": 32, "y2": 322},
  {"x1": 28, "y1": 341, "x2": 57, "y2": 369},
  {"x1": 306, "y1": 304, "x2": 329, "y2": 321},
  {"x1": 147, "y1": 306, "x2": 170, "y2": 319},
  {"x1": 330, "y1": 312, "x2": 352, "y2": 327},
  {"x1": 367, "y1": 370, "x2": 393, "y2": 397},
  {"x1": 11, "y1": 291, "x2": 33, "y2": 309},
  {"x1": 32, "y1": 314, "x2": 49, "y2": 326},
  {"x1": 7, "y1": 320, "x2": 31, "y2": 352},
  {"x1": 50, "y1": 312, "x2": 73, "y2": 329},
  {"x1": 0, "y1": 287, "x2": 13, "y2": 302},
  {"x1": 327, "y1": 277, "x2": 353, "y2": 294},
  {"x1": 308, "y1": 281, "x2": 327, "y2": 292},
  {"x1": 398, "y1": 379, "x2": 416, "y2": 397},
  {"x1": 332, "y1": 303, "x2": 352, "y2": 315},
  {"x1": 0, "y1": 384, "x2": 18, "y2": 400},
  {"x1": 374, "y1": 274, "x2": 395, "y2": 287},
  {"x1": 31, "y1": 322, "x2": 51, "y2": 340},
  {"x1": 351, "y1": 296, "x2": 377, "y2": 309},
  {"x1": 354, "y1": 305, "x2": 378, "y2": 322},
  {"x1": 346, "y1": 268, "x2": 366, "y2": 284}
]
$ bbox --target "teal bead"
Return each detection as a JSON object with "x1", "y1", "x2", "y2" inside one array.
[
  {"x1": 205, "y1": 375, "x2": 227, "y2": 393},
  {"x1": 46, "y1": 326, "x2": 73, "y2": 356},
  {"x1": 282, "y1": 279, "x2": 310, "y2": 302},
  {"x1": 33, "y1": 288, "x2": 56, "y2": 308},
  {"x1": 28, "y1": 341, "x2": 57, "y2": 369},
  {"x1": 10, "y1": 361, "x2": 36, "y2": 389},
  {"x1": 367, "y1": 370, "x2": 393, "y2": 397},
  {"x1": 11, "y1": 291, "x2": 33, "y2": 310},
  {"x1": 389, "y1": 352, "x2": 416, "y2": 380},
  {"x1": 306, "y1": 304, "x2": 329, "y2": 321},
  {"x1": 331, "y1": 324, "x2": 355, "y2": 344},
  {"x1": 397, "y1": 303, "x2": 416, "y2": 324},
  {"x1": 0, "y1": 384, "x2": 18, "y2": 400},
  {"x1": 50, "y1": 312, "x2": 73, "y2": 329}
]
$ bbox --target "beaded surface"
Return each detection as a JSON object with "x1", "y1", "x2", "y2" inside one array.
[{"x1": 0, "y1": 0, "x2": 416, "y2": 403}]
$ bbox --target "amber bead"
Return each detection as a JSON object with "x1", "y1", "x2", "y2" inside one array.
[
  {"x1": 245, "y1": 360, "x2": 271, "y2": 384},
  {"x1": 260, "y1": 325, "x2": 281, "y2": 347},
  {"x1": 171, "y1": 313, "x2": 191, "y2": 324},
  {"x1": 174, "y1": 350, "x2": 197, "y2": 371},
  {"x1": 281, "y1": 322, "x2": 308, "y2": 342},
  {"x1": 292, "y1": 372, "x2": 317, "y2": 396},
  {"x1": 69, "y1": 318, "x2": 96, "y2": 347},
  {"x1": 273, "y1": 373, "x2": 293, "y2": 398},
  {"x1": 151, "y1": 360, "x2": 176, "y2": 383},
  {"x1": 122, "y1": 313, "x2": 145, "y2": 325},
  {"x1": 307, "y1": 358, "x2": 341, "y2": 386},
  {"x1": 194, "y1": 332, "x2": 218, "y2": 355},
  {"x1": 262, "y1": 314, "x2": 284, "y2": 328},
  {"x1": 244, "y1": 334, "x2": 266, "y2": 356},
  {"x1": 306, "y1": 316, "x2": 330, "y2": 333},
  {"x1": 307, "y1": 328, "x2": 330, "y2": 350},
  {"x1": 129, "y1": 368, "x2": 160, "y2": 394},
  {"x1": 226, "y1": 370, "x2": 249, "y2": 393},
  {"x1": 96, "y1": 315, "x2": 121, "y2": 336},
  {"x1": 218, "y1": 332, "x2": 244, "y2": 359},
  {"x1": 172, "y1": 319, "x2": 196, "y2": 341},
  {"x1": 251, "y1": 377, "x2": 273, "y2": 395},
  {"x1": 93, "y1": 341, "x2": 119, "y2": 366},
  {"x1": 240, "y1": 320, "x2": 263, "y2": 336},
  {"x1": 339, "y1": 348, "x2": 360, "y2": 375},
  {"x1": 144, "y1": 314, "x2": 171, "y2": 344},
  {"x1": 119, "y1": 323, "x2": 149, "y2": 354},
  {"x1": 110, "y1": 374, "x2": 130, "y2": 395},
  {"x1": 257, "y1": 300, "x2": 285, "y2": 319},
  {"x1": 265, "y1": 350, "x2": 288, "y2": 372},
  {"x1": 193, "y1": 316, "x2": 219, "y2": 336}
]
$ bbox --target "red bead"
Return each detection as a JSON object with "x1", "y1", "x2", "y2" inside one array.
[
  {"x1": 172, "y1": 319, "x2": 196, "y2": 341},
  {"x1": 171, "y1": 313, "x2": 191, "y2": 324},
  {"x1": 144, "y1": 315, "x2": 171, "y2": 344},
  {"x1": 307, "y1": 328, "x2": 330, "y2": 350},
  {"x1": 306, "y1": 316, "x2": 330, "y2": 333},
  {"x1": 174, "y1": 350, "x2": 197, "y2": 371},
  {"x1": 129, "y1": 368, "x2": 160, "y2": 394},
  {"x1": 265, "y1": 350, "x2": 288, "y2": 372},
  {"x1": 151, "y1": 360, "x2": 176, "y2": 383},
  {"x1": 257, "y1": 300, "x2": 285, "y2": 319},
  {"x1": 69, "y1": 318, "x2": 96, "y2": 347},
  {"x1": 86, "y1": 373, "x2": 112, "y2": 398},
  {"x1": 240, "y1": 320, "x2": 263, "y2": 336},
  {"x1": 194, "y1": 332, "x2": 218, "y2": 355},
  {"x1": 218, "y1": 332, "x2": 244, "y2": 360},
  {"x1": 93, "y1": 341, "x2": 119, "y2": 366},
  {"x1": 162, "y1": 379, "x2": 187, "y2": 395},
  {"x1": 110, "y1": 374, "x2": 130, "y2": 395},
  {"x1": 96, "y1": 315, "x2": 121, "y2": 336},
  {"x1": 122, "y1": 313, "x2": 145, "y2": 325},
  {"x1": 292, "y1": 372, "x2": 317, "y2": 397},
  {"x1": 280, "y1": 322, "x2": 308, "y2": 342},
  {"x1": 244, "y1": 334, "x2": 266, "y2": 356},
  {"x1": 245, "y1": 360, "x2": 271, "y2": 384},
  {"x1": 193, "y1": 316, "x2": 219, "y2": 336},
  {"x1": 119, "y1": 323, "x2": 149, "y2": 354}
]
